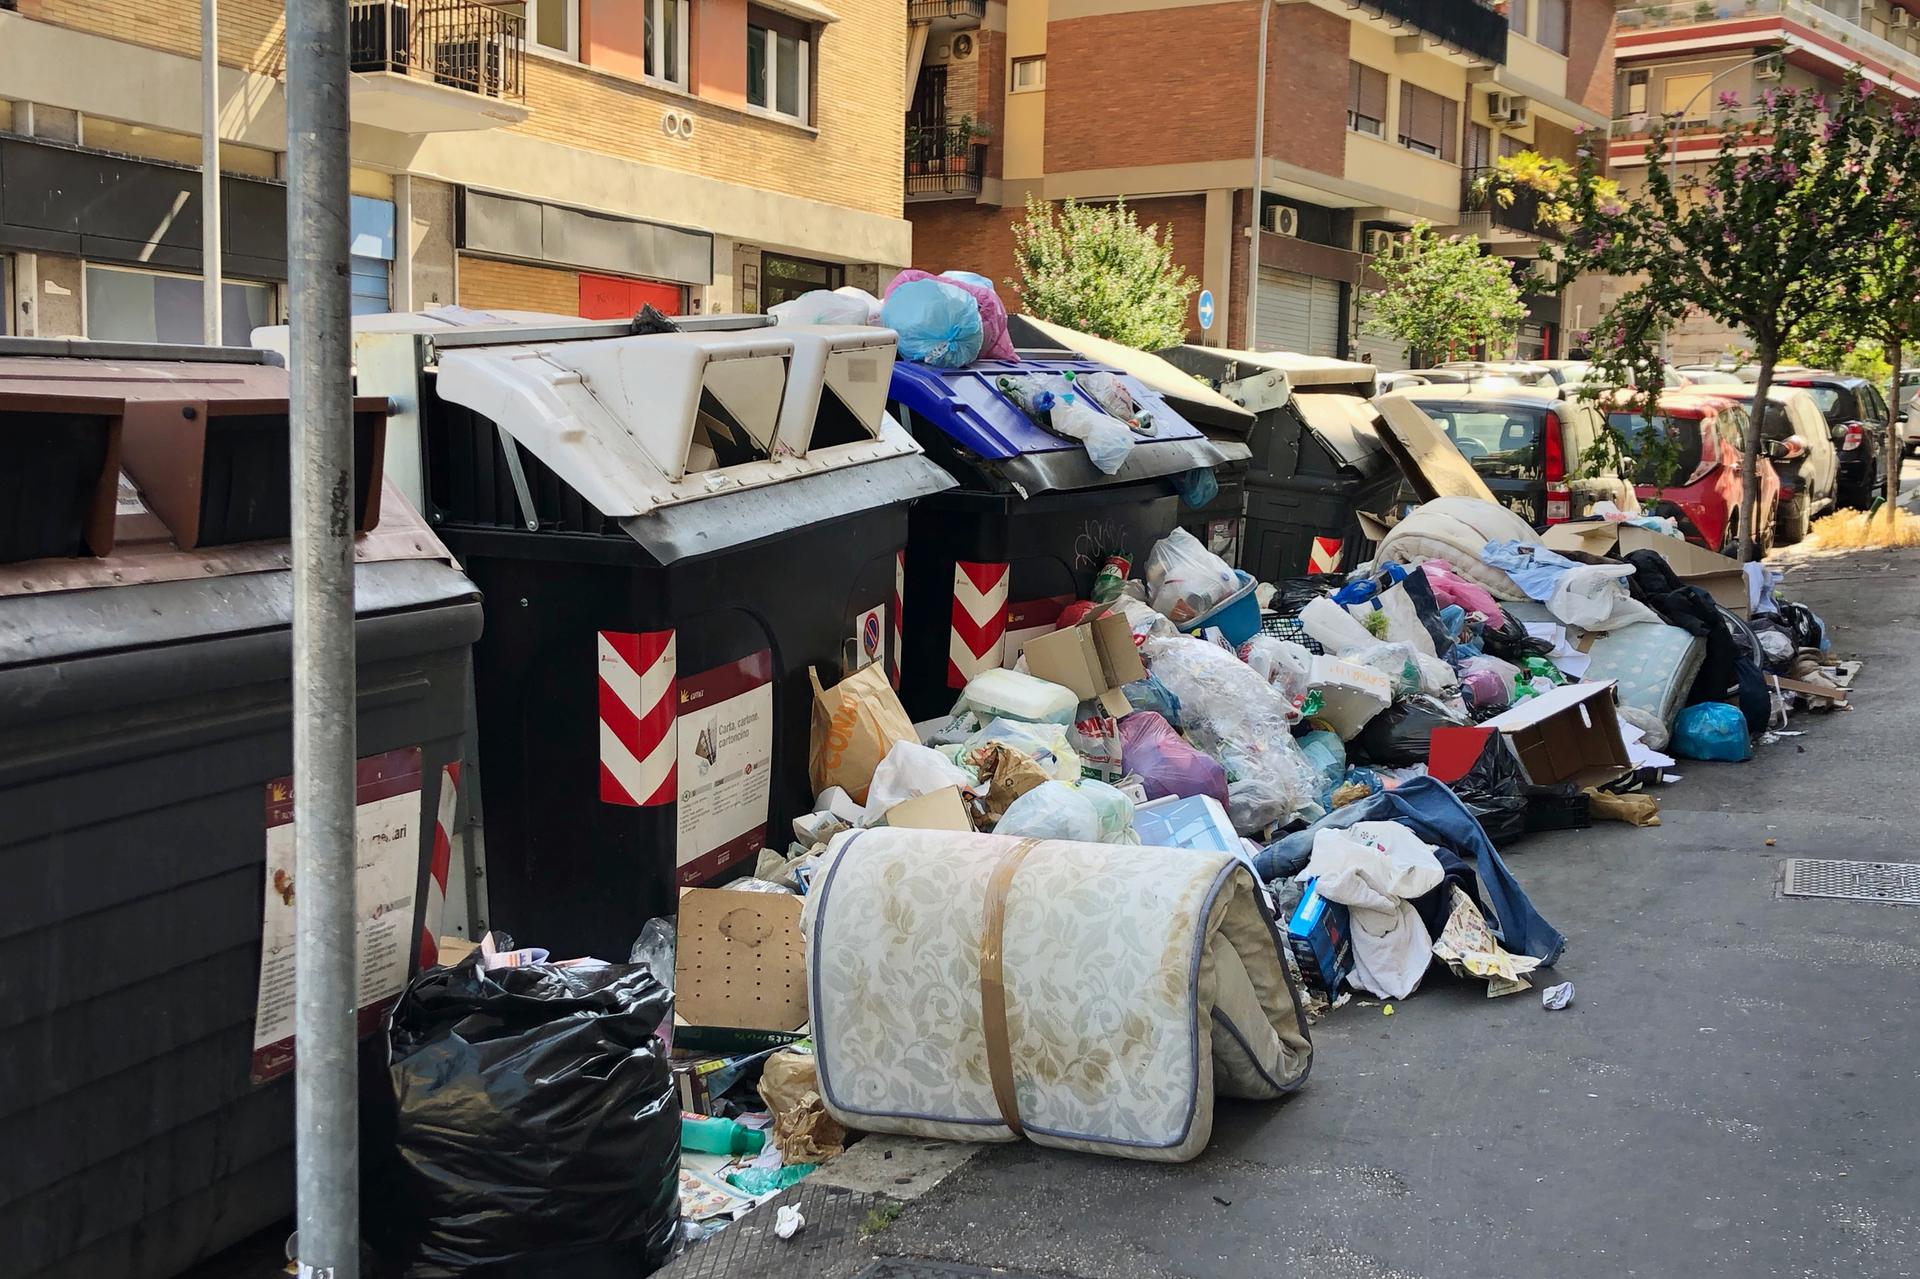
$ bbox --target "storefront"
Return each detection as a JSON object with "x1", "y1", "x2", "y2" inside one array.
[{"x1": 455, "y1": 189, "x2": 708, "y2": 319}]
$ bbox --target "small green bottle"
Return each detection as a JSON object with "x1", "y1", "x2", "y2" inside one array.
[{"x1": 680, "y1": 1112, "x2": 767, "y2": 1156}]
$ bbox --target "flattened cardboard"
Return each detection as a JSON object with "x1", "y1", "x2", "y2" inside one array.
[
  {"x1": 675, "y1": 887, "x2": 809, "y2": 1035},
  {"x1": 884, "y1": 785, "x2": 973, "y2": 831},
  {"x1": 1479, "y1": 680, "x2": 1632, "y2": 789},
  {"x1": 1369, "y1": 394, "x2": 1499, "y2": 505},
  {"x1": 1021, "y1": 605, "x2": 1147, "y2": 718},
  {"x1": 1770, "y1": 674, "x2": 1849, "y2": 704},
  {"x1": 1539, "y1": 521, "x2": 1749, "y2": 617}
]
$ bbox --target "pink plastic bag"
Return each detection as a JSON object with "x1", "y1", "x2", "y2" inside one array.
[
  {"x1": 885, "y1": 269, "x2": 1016, "y2": 362},
  {"x1": 1119, "y1": 711, "x2": 1228, "y2": 805},
  {"x1": 1419, "y1": 559, "x2": 1506, "y2": 629}
]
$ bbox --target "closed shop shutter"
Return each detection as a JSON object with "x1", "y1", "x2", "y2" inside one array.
[
  {"x1": 457, "y1": 255, "x2": 580, "y2": 315},
  {"x1": 1257, "y1": 269, "x2": 1343, "y2": 357},
  {"x1": 1350, "y1": 297, "x2": 1406, "y2": 368}
]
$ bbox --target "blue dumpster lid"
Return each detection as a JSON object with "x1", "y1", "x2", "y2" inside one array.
[{"x1": 889, "y1": 356, "x2": 1226, "y2": 495}]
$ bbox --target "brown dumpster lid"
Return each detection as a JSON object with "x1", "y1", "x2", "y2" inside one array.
[{"x1": 0, "y1": 353, "x2": 386, "y2": 414}]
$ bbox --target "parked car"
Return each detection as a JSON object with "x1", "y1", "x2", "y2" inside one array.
[
  {"x1": 1380, "y1": 385, "x2": 1637, "y2": 527},
  {"x1": 1906, "y1": 393, "x2": 1920, "y2": 456},
  {"x1": 1431, "y1": 360, "x2": 1559, "y2": 388},
  {"x1": 1536, "y1": 359, "x2": 1699, "y2": 393},
  {"x1": 1604, "y1": 390, "x2": 1780, "y2": 556},
  {"x1": 1771, "y1": 373, "x2": 1888, "y2": 508},
  {"x1": 1886, "y1": 367, "x2": 1920, "y2": 419},
  {"x1": 1721, "y1": 386, "x2": 1838, "y2": 544},
  {"x1": 1375, "y1": 370, "x2": 1432, "y2": 394},
  {"x1": 1393, "y1": 368, "x2": 1527, "y2": 391}
]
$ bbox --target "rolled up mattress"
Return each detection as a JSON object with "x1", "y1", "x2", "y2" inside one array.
[{"x1": 802, "y1": 828, "x2": 1313, "y2": 1162}]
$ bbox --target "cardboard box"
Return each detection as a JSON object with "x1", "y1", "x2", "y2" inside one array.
[
  {"x1": 1021, "y1": 605, "x2": 1147, "y2": 718},
  {"x1": 1538, "y1": 521, "x2": 1749, "y2": 617},
  {"x1": 1307, "y1": 655, "x2": 1394, "y2": 740},
  {"x1": 675, "y1": 887, "x2": 808, "y2": 1049},
  {"x1": 883, "y1": 785, "x2": 973, "y2": 832},
  {"x1": 1287, "y1": 878, "x2": 1353, "y2": 995},
  {"x1": 1478, "y1": 681, "x2": 1632, "y2": 789}
]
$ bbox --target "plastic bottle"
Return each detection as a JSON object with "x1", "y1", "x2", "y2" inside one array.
[{"x1": 680, "y1": 1113, "x2": 766, "y2": 1156}]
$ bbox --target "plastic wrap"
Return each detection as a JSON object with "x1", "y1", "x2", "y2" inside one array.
[
  {"x1": 1240, "y1": 635, "x2": 1315, "y2": 704},
  {"x1": 1143, "y1": 634, "x2": 1319, "y2": 831},
  {"x1": 1117, "y1": 710, "x2": 1228, "y2": 804},
  {"x1": 1299, "y1": 730, "x2": 1347, "y2": 801},
  {"x1": 1080, "y1": 777, "x2": 1139, "y2": 843},
  {"x1": 1036, "y1": 374, "x2": 1134, "y2": 474},
  {"x1": 965, "y1": 717, "x2": 1082, "y2": 782},
  {"x1": 880, "y1": 278, "x2": 984, "y2": 367},
  {"x1": 996, "y1": 780, "x2": 1102, "y2": 841},
  {"x1": 864, "y1": 741, "x2": 976, "y2": 818},
  {"x1": 1145, "y1": 528, "x2": 1241, "y2": 624},
  {"x1": 1122, "y1": 672, "x2": 1184, "y2": 726}
]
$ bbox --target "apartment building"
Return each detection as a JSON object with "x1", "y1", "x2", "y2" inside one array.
[
  {"x1": 0, "y1": 0, "x2": 908, "y2": 342},
  {"x1": 1605, "y1": 0, "x2": 1920, "y2": 361},
  {"x1": 903, "y1": 0, "x2": 1614, "y2": 364}
]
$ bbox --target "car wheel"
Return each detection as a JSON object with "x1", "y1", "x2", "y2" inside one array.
[{"x1": 1776, "y1": 493, "x2": 1811, "y2": 545}]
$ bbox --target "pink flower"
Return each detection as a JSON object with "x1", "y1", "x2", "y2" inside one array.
[{"x1": 1717, "y1": 90, "x2": 1742, "y2": 109}]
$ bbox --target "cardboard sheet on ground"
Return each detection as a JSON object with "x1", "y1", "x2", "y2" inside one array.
[{"x1": 1432, "y1": 886, "x2": 1539, "y2": 997}]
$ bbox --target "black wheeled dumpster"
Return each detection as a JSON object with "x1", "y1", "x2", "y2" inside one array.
[
  {"x1": 1005, "y1": 314, "x2": 1257, "y2": 564},
  {"x1": 1157, "y1": 346, "x2": 1400, "y2": 582},
  {"x1": 0, "y1": 340, "x2": 479, "y2": 1279},
  {"x1": 887, "y1": 349, "x2": 1227, "y2": 721},
  {"x1": 352, "y1": 317, "x2": 955, "y2": 960}
]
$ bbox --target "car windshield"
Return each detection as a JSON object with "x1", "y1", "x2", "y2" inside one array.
[
  {"x1": 1409, "y1": 402, "x2": 1545, "y2": 481},
  {"x1": 1731, "y1": 398, "x2": 1793, "y2": 442},
  {"x1": 1787, "y1": 385, "x2": 1844, "y2": 415},
  {"x1": 1606, "y1": 411, "x2": 1707, "y2": 484}
]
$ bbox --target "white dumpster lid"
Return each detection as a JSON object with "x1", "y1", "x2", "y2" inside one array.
[
  {"x1": 433, "y1": 327, "x2": 923, "y2": 517},
  {"x1": 1219, "y1": 348, "x2": 1379, "y2": 387}
]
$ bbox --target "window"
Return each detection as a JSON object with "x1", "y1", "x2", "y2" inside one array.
[
  {"x1": 1499, "y1": 132, "x2": 1527, "y2": 159},
  {"x1": 1625, "y1": 69, "x2": 1649, "y2": 115},
  {"x1": 349, "y1": 196, "x2": 395, "y2": 318},
  {"x1": 748, "y1": 7, "x2": 812, "y2": 124},
  {"x1": 83, "y1": 264, "x2": 272, "y2": 346},
  {"x1": 1661, "y1": 71, "x2": 1712, "y2": 121},
  {"x1": 760, "y1": 253, "x2": 843, "y2": 312},
  {"x1": 644, "y1": 0, "x2": 688, "y2": 85},
  {"x1": 1537, "y1": 0, "x2": 1568, "y2": 54},
  {"x1": 1011, "y1": 56, "x2": 1046, "y2": 92},
  {"x1": 1348, "y1": 62, "x2": 1388, "y2": 137},
  {"x1": 1510, "y1": 0, "x2": 1530, "y2": 37},
  {"x1": 1412, "y1": 402, "x2": 1547, "y2": 482},
  {"x1": 1398, "y1": 83, "x2": 1458, "y2": 162},
  {"x1": 1467, "y1": 122, "x2": 1492, "y2": 169},
  {"x1": 497, "y1": 0, "x2": 578, "y2": 57}
]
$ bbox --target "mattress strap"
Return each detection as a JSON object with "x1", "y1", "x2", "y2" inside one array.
[{"x1": 979, "y1": 837, "x2": 1043, "y2": 1137}]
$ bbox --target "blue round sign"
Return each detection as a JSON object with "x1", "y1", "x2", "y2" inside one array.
[{"x1": 1197, "y1": 289, "x2": 1215, "y2": 331}]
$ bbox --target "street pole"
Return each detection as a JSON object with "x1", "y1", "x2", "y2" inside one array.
[
  {"x1": 1244, "y1": 0, "x2": 1269, "y2": 351},
  {"x1": 201, "y1": 0, "x2": 222, "y2": 345},
  {"x1": 286, "y1": 0, "x2": 359, "y2": 1274}
]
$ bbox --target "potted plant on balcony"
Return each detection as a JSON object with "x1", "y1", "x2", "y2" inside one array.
[{"x1": 1470, "y1": 151, "x2": 1621, "y2": 233}]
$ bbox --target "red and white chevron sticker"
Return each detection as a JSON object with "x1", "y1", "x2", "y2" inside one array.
[
  {"x1": 1308, "y1": 536, "x2": 1344, "y2": 575},
  {"x1": 888, "y1": 549, "x2": 905, "y2": 689},
  {"x1": 418, "y1": 761, "x2": 461, "y2": 968},
  {"x1": 947, "y1": 560, "x2": 1009, "y2": 688},
  {"x1": 599, "y1": 629, "x2": 678, "y2": 807}
]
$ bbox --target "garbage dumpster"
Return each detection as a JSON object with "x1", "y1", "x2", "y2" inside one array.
[
  {"x1": 0, "y1": 340, "x2": 480, "y2": 1279},
  {"x1": 888, "y1": 352, "x2": 1228, "y2": 720},
  {"x1": 1156, "y1": 346, "x2": 1400, "y2": 583},
  {"x1": 351, "y1": 317, "x2": 955, "y2": 960},
  {"x1": 1005, "y1": 314, "x2": 1257, "y2": 562}
]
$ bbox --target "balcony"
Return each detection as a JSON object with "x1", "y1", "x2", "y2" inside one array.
[
  {"x1": 1459, "y1": 165, "x2": 1565, "y2": 242},
  {"x1": 1609, "y1": 103, "x2": 1769, "y2": 139},
  {"x1": 348, "y1": 0, "x2": 531, "y2": 135},
  {"x1": 1347, "y1": 0, "x2": 1508, "y2": 66},
  {"x1": 905, "y1": 124, "x2": 985, "y2": 200},
  {"x1": 908, "y1": 0, "x2": 986, "y2": 23},
  {"x1": 1616, "y1": 1, "x2": 1920, "y2": 87}
]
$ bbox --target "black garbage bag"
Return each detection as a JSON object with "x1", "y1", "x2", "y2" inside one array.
[
  {"x1": 1444, "y1": 731, "x2": 1530, "y2": 847},
  {"x1": 1480, "y1": 611, "x2": 1554, "y2": 662},
  {"x1": 1353, "y1": 695, "x2": 1468, "y2": 768},
  {"x1": 369, "y1": 957, "x2": 679, "y2": 1278}
]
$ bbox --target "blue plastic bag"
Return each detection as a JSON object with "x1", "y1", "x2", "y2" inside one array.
[
  {"x1": 1671, "y1": 701, "x2": 1752, "y2": 762},
  {"x1": 880, "y1": 279, "x2": 984, "y2": 368}
]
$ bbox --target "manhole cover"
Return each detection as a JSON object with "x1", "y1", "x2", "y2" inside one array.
[{"x1": 1781, "y1": 859, "x2": 1920, "y2": 904}]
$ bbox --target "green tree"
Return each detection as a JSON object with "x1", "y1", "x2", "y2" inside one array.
[
  {"x1": 1359, "y1": 221, "x2": 1527, "y2": 366},
  {"x1": 1563, "y1": 76, "x2": 1899, "y2": 559},
  {"x1": 1009, "y1": 196, "x2": 1198, "y2": 350}
]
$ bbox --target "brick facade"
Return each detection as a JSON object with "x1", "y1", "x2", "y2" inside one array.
[
  {"x1": 1263, "y1": 3, "x2": 1349, "y2": 179},
  {"x1": 1567, "y1": 0, "x2": 1617, "y2": 120}
]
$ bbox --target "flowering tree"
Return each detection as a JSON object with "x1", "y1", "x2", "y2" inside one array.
[
  {"x1": 1563, "y1": 76, "x2": 1900, "y2": 558},
  {"x1": 1360, "y1": 221, "x2": 1527, "y2": 365},
  {"x1": 1010, "y1": 196, "x2": 1198, "y2": 350}
]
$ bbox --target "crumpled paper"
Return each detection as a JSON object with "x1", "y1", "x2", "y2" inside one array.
[
  {"x1": 758, "y1": 1048, "x2": 848, "y2": 1162},
  {"x1": 1585, "y1": 787, "x2": 1660, "y2": 827},
  {"x1": 1542, "y1": 981, "x2": 1575, "y2": 1010},
  {"x1": 1432, "y1": 886, "x2": 1541, "y2": 997},
  {"x1": 967, "y1": 742, "x2": 1050, "y2": 825}
]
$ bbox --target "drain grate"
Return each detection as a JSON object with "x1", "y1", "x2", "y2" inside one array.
[
  {"x1": 1781, "y1": 859, "x2": 1920, "y2": 904},
  {"x1": 856, "y1": 1263, "x2": 1052, "y2": 1279}
]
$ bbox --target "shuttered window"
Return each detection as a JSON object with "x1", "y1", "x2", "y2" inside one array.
[
  {"x1": 1398, "y1": 84, "x2": 1458, "y2": 162},
  {"x1": 1348, "y1": 62, "x2": 1388, "y2": 137}
]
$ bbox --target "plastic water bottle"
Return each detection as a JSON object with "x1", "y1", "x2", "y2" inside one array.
[{"x1": 680, "y1": 1113, "x2": 766, "y2": 1156}]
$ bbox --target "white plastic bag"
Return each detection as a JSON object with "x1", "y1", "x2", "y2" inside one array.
[
  {"x1": 1300, "y1": 595, "x2": 1380, "y2": 655},
  {"x1": 955, "y1": 669, "x2": 1079, "y2": 726},
  {"x1": 862, "y1": 741, "x2": 974, "y2": 820},
  {"x1": 1079, "y1": 778, "x2": 1138, "y2": 844},
  {"x1": 1548, "y1": 564, "x2": 1660, "y2": 632},
  {"x1": 1035, "y1": 375, "x2": 1135, "y2": 475},
  {"x1": 996, "y1": 780, "x2": 1102, "y2": 842},
  {"x1": 770, "y1": 288, "x2": 876, "y2": 327},
  {"x1": 1239, "y1": 635, "x2": 1314, "y2": 704},
  {"x1": 1144, "y1": 528, "x2": 1240, "y2": 624},
  {"x1": 964, "y1": 717, "x2": 1082, "y2": 783}
]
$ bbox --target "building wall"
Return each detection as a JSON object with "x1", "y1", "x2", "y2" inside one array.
[
  {"x1": 1568, "y1": 0, "x2": 1617, "y2": 118},
  {"x1": 1271, "y1": 4, "x2": 1349, "y2": 177}
]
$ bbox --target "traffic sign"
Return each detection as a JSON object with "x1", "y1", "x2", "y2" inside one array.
[{"x1": 1197, "y1": 289, "x2": 1215, "y2": 331}]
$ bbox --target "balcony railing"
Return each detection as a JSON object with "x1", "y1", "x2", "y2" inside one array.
[
  {"x1": 1349, "y1": 0, "x2": 1508, "y2": 65},
  {"x1": 1616, "y1": 1, "x2": 1920, "y2": 82},
  {"x1": 905, "y1": 125, "x2": 985, "y2": 198},
  {"x1": 907, "y1": 0, "x2": 986, "y2": 22},
  {"x1": 349, "y1": 0, "x2": 528, "y2": 104},
  {"x1": 1461, "y1": 166, "x2": 1566, "y2": 240},
  {"x1": 1609, "y1": 104, "x2": 1770, "y2": 138}
]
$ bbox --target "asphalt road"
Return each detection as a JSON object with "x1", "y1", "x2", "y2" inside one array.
[{"x1": 876, "y1": 520, "x2": 1920, "y2": 1279}]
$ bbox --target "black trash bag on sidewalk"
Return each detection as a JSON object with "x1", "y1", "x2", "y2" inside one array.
[
  {"x1": 1353, "y1": 695, "x2": 1468, "y2": 768},
  {"x1": 1445, "y1": 730, "x2": 1530, "y2": 847},
  {"x1": 367, "y1": 956, "x2": 679, "y2": 1278}
]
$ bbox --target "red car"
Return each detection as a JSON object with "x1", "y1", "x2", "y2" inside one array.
[{"x1": 1605, "y1": 390, "x2": 1780, "y2": 556}]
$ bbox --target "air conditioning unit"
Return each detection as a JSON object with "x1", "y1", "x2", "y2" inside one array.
[
  {"x1": 1262, "y1": 204, "x2": 1299, "y2": 237},
  {"x1": 1755, "y1": 53, "x2": 1786, "y2": 79},
  {"x1": 1363, "y1": 229, "x2": 1405, "y2": 258},
  {"x1": 1894, "y1": 9, "x2": 1914, "y2": 29},
  {"x1": 1487, "y1": 91, "x2": 1531, "y2": 127}
]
